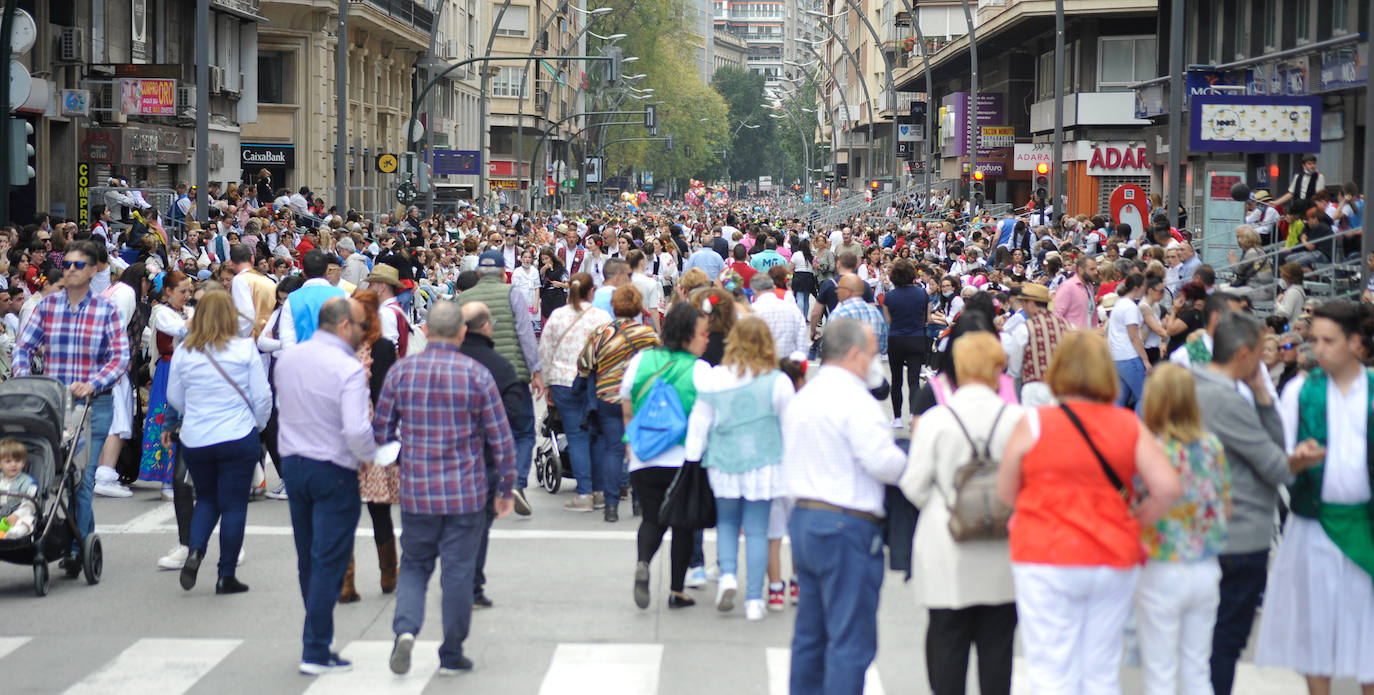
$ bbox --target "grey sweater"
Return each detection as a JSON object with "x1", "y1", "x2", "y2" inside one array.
[{"x1": 1193, "y1": 366, "x2": 1292, "y2": 554}]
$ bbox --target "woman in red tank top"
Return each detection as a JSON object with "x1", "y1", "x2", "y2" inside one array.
[{"x1": 996, "y1": 331, "x2": 1181, "y2": 694}]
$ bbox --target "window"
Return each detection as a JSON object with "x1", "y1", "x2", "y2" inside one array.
[
  {"x1": 1295, "y1": 0, "x2": 1312, "y2": 42},
  {"x1": 1035, "y1": 43, "x2": 1077, "y2": 100},
  {"x1": 494, "y1": 4, "x2": 529, "y2": 37},
  {"x1": 1233, "y1": 2, "x2": 1248, "y2": 59},
  {"x1": 491, "y1": 67, "x2": 527, "y2": 97},
  {"x1": 1098, "y1": 36, "x2": 1156, "y2": 88},
  {"x1": 258, "y1": 51, "x2": 294, "y2": 104},
  {"x1": 1262, "y1": 0, "x2": 1278, "y2": 49},
  {"x1": 1332, "y1": 0, "x2": 1350, "y2": 34}
]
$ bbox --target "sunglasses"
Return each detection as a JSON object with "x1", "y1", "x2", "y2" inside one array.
[
  {"x1": 1281, "y1": 343, "x2": 1295, "y2": 350},
  {"x1": 62, "y1": 260, "x2": 89, "y2": 270}
]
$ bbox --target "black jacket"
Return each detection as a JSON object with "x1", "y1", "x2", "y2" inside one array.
[{"x1": 460, "y1": 333, "x2": 532, "y2": 432}]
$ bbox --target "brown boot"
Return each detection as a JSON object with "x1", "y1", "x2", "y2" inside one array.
[
  {"x1": 377, "y1": 537, "x2": 398, "y2": 594},
  {"x1": 338, "y1": 554, "x2": 360, "y2": 603}
]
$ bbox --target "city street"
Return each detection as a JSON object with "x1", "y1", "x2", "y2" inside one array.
[{"x1": 0, "y1": 477, "x2": 1324, "y2": 695}]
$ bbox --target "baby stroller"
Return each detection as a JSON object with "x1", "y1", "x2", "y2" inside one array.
[
  {"x1": 534, "y1": 399, "x2": 574, "y2": 493},
  {"x1": 0, "y1": 377, "x2": 99, "y2": 596}
]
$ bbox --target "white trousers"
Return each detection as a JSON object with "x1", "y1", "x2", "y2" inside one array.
[
  {"x1": 1013, "y1": 563, "x2": 1140, "y2": 695},
  {"x1": 1134, "y1": 559, "x2": 1221, "y2": 695}
]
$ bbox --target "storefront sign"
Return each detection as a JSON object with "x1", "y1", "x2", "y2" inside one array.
[
  {"x1": 1320, "y1": 43, "x2": 1367, "y2": 92},
  {"x1": 80, "y1": 131, "x2": 117, "y2": 163},
  {"x1": 488, "y1": 160, "x2": 524, "y2": 177},
  {"x1": 1190, "y1": 94, "x2": 1321, "y2": 153},
  {"x1": 241, "y1": 143, "x2": 295, "y2": 168},
  {"x1": 980, "y1": 126, "x2": 1015, "y2": 149},
  {"x1": 961, "y1": 160, "x2": 1006, "y2": 176},
  {"x1": 940, "y1": 92, "x2": 1004, "y2": 158},
  {"x1": 433, "y1": 149, "x2": 480, "y2": 176},
  {"x1": 60, "y1": 89, "x2": 90, "y2": 117},
  {"x1": 77, "y1": 163, "x2": 90, "y2": 228},
  {"x1": 119, "y1": 78, "x2": 176, "y2": 116},
  {"x1": 1086, "y1": 143, "x2": 1149, "y2": 176},
  {"x1": 896, "y1": 123, "x2": 923, "y2": 142},
  {"x1": 490, "y1": 180, "x2": 519, "y2": 190},
  {"x1": 1108, "y1": 184, "x2": 1148, "y2": 232}
]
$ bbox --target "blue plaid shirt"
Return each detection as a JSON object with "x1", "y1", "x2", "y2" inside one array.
[
  {"x1": 830, "y1": 297, "x2": 889, "y2": 354},
  {"x1": 373, "y1": 342, "x2": 516, "y2": 515}
]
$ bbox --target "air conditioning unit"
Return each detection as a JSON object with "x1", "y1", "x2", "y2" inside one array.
[
  {"x1": 58, "y1": 27, "x2": 86, "y2": 63},
  {"x1": 209, "y1": 65, "x2": 226, "y2": 94},
  {"x1": 176, "y1": 85, "x2": 193, "y2": 110},
  {"x1": 97, "y1": 84, "x2": 126, "y2": 125}
]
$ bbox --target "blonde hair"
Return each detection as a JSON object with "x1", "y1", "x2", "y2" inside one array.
[
  {"x1": 1047, "y1": 330, "x2": 1119, "y2": 403},
  {"x1": 0, "y1": 437, "x2": 26, "y2": 462},
  {"x1": 722, "y1": 317, "x2": 778, "y2": 376},
  {"x1": 952, "y1": 332, "x2": 1006, "y2": 388},
  {"x1": 676, "y1": 268, "x2": 711, "y2": 303},
  {"x1": 182, "y1": 288, "x2": 238, "y2": 353},
  {"x1": 1143, "y1": 363, "x2": 1204, "y2": 443},
  {"x1": 1236, "y1": 225, "x2": 1262, "y2": 250}
]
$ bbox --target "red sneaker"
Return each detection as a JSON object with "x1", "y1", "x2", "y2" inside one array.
[
  {"x1": 767, "y1": 584, "x2": 785, "y2": 612},
  {"x1": 789, "y1": 577, "x2": 800, "y2": 606}
]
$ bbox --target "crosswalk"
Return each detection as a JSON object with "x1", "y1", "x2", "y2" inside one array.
[{"x1": 0, "y1": 635, "x2": 1312, "y2": 695}]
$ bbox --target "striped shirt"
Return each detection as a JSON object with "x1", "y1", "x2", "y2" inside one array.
[
  {"x1": 578, "y1": 318, "x2": 660, "y2": 402},
  {"x1": 13, "y1": 289, "x2": 129, "y2": 393}
]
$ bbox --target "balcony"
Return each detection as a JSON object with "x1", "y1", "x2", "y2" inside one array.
[
  {"x1": 210, "y1": 0, "x2": 265, "y2": 20},
  {"x1": 1029, "y1": 91, "x2": 1149, "y2": 132},
  {"x1": 349, "y1": 0, "x2": 434, "y2": 36}
]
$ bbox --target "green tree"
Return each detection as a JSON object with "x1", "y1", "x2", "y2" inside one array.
[{"x1": 710, "y1": 66, "x2": 779, "y2": 184}]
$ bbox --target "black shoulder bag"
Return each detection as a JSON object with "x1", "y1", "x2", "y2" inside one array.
[{"x1": 1058, "y1": 404, "x2": 1128, "y2": 503}]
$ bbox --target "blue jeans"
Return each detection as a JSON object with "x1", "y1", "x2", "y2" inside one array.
[
  {"x1": 1115, "y1": 357, "x2": 1146, "y2": 414},
  {"x1": 393, "y1": 510, "x2": 484, "y2": 668},
  {"x1": 788, "y1": 506, "x2": 884, "y2": 695},
  {"x1": 513, "y1": 388, "x2": 535, "y2": 490},
  {"x1": 182, "y1": 430, "x2": 259, "y2": 578},
  {"x1": 550, "y1": 385, "x2": 594, "y2": 496},
  {"x1": 1210, "y1": 550, "x2": 1270, "y2": 695},
  {"x1": 715, "y1": 497, "x2": 771, "y2": 600},
  {"x1": 396, "y1": 288, "x2": 413, "y2": 316},
  {"x1": 76, "y1": 394, "x2": 114, "y2": 543},
  {"x1": 282, "y1": 456, "x2": 361, "y2": 665},
  {"x1": 594, "y1": 399, "x2": 626, "y2": 502}
]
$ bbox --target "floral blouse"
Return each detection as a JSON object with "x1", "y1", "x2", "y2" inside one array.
[{"x1": 1140, "y1": 434, "x2": 1231, "y2": 562}]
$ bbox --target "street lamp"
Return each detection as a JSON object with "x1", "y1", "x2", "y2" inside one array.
[
  {"x1": 796, "y1": 44, "x2": 859, "y2": 191},
  {"x1": 803, "y1": 20, "x2": 879, "y2": 189},
  {"x1": 587, "y1": 31, "x2": 625, "y2": 41}
]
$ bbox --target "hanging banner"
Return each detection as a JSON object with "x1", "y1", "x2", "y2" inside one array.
[
  {"x1": 1190, "y1": 94, "x2": 1321, "y2": 153},
  {"x1": 119, "y1": 78, "x2": 177, "y2": 116}
]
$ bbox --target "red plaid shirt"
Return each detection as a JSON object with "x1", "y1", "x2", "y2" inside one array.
[{"x1": 13, "y1": 290, "x2": 129, "y2": 394}]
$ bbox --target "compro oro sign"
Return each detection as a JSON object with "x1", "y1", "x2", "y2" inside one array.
[
  {"x1": 1086, "y1": 143, "x2": 1149, "y2": 177},
  {"x1": 119, "y1": 78, "x2": 176, "y2": 116}
]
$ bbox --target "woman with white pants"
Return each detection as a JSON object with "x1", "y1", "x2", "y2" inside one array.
[
  {"x1": 998, "y1": 331, "x2": 1181, "y2": 694},
  {"x1": 1137, "y1": 364, "x2": 1231, "y2": 695}
]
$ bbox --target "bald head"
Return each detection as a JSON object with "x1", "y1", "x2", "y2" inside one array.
[
  {"x1": 461, "y1": 301, "x2": 494, "y2": 337},
  {"x1": 426, "y1": 300, "x2": 466, "y2": 343},
  {"x1": 837, "y1": 274, "x2": 867, "y2": 300}
]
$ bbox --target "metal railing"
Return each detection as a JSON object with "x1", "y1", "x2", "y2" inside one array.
[
  {"x1": 1212, "y1": 225, "x2": 1363, "y2": 313},
  {"x1": 355, "y1": 0, "x2": 434, "y2": 35}
]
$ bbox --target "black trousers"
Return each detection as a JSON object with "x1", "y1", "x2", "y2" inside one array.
[
  {"x1": 630, "y1": 467, "x2": 693, "y2": 593},
  {"x1": 925, "y1": 603, "x2": 1018, "y2": 695},
  {"x1": 888, "y1": 335, "x2": 927, "y2": 419}
]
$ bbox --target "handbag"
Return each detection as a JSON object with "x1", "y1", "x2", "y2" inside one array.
[
  {"x1": 938, "y1": 404, "x2": 1011, "y2": 541},
  {"x1": 658, "y1": 459, "x2": 716, "y2": 529},
  {"x1": 1058, "y1": 404, "x2": 1130, "y2": 503}
]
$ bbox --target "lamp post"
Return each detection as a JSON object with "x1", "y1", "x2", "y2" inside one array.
[
  {"x1": 895, "y1": 0, "x2": 935, "y2": 207},
  {"x1": 535, "y1": 13, "x2": 621, "y2": 210},
  {"x1": 780, "y1": 73, "x2": 837, "y2": 196},
  {"x1": 1052, "y1": 0, "x2": 1066, "y2": 214},
  {"x1": 801, "y1": 43, "x2": 859, "y2": 191},
  {"x1": 789, "y1": 40, "x2": 876, "y2": 188},
  {"x1": 959, "y1": 0, "x2": 979, "y2": 207},
  {"x1": 477, "y1": 0, "x2": 513, "y2": 206},
  {"x1": 808, "y1": 4, "x2": 900, "y2": 193},
  {"x1": 1166, "y1": 0, "x2": 1184, "y2": 227},
  {"x1": 769, "y1": 111, "x2": 809, "y2": 194}
]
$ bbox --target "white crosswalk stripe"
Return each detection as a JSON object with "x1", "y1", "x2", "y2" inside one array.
[
  {"x1": 765, "y1": 647, "x2": 886, "y2": 695},
  {"x1": 0, "y1": 636, "x2": 30, "y2": 660},
  {"x1": 302, "y1": 639, "x2": 442, "y2": 695},
  {"x1": 60, "y1": 638, "x2": 241, "y2": 695},
  {"x1": 538, "y1": 643, "x2": 663, "y2": 695}
]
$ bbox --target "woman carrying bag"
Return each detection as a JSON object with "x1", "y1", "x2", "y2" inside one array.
[
  {"x1": 167, "y1": 290, "x2": 272, "y2": 594},
  {"x1": 683, "y1": 317, "x2": 795, "y2": 622}
]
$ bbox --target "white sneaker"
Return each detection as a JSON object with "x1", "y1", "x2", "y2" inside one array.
[
  {"x1": 685, "y1": 566, "x2": 707, "y2": 589},
  {"x1": 265, "y1": 481, "x2": 288, "y2": 500},
  {"x1": 891, "y1": 417, "x2": 906, "y2": 429},
  {"x1": 715, "y1": 574, "x2": 738, "y2": 612},
  {"x1": 237, "y1": 548, "x2": 245, "y2": 566},
  {"x1": 160, "y1": 485, "x2": 175, "y2": 502},
  {"x1": 745, "y1": 599, "x2": 766, "y2": 622},
  {"x1": 157, "y1": 545, "x2": 189, "y2": 570},
  {"x1": 705, "y1": 565, "x2": 720, "y2": 582},
  {"x1": 94, "y1": 479, "x2": 133, "y2": 498}
]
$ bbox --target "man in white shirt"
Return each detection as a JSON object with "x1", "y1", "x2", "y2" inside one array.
[
  {"x1": 288, "y1": 187, "x2": 311, "y2": 217},
  {"x1": 1245, "y1": 191, "x2": 1281, "y2": 239},
  {"x1": 501, "y1": 230, "x2": 520, "y2": 272},
  {"x1": 626, "y1": 250, "x2": 663, "y2": 332},
  {"x1": 1272, "y1": 154, "x2": 1326, "y2": 208},
  {"x1": 781, "y1": 318, "x2": 907, "y2": 695},
  {"x1": 364, "y1": 264, "x2": 410, "y2": 356},
  {"x1": 749, "y1": 273, "x2": 806, "y2": 358}
]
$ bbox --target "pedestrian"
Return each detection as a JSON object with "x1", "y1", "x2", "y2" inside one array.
[
  {"x1": 336, "y1": 289, "x2": 400, "y2": 604},
  {"x1": 456, "y1": 249, "x2": 544, "y2": 516},
  {"x1": 537, "y1": 272, "x2": 611, "y2": 512},
  {"x1": 624, "y1": 301, "x2": 712, "y2": 609},
  {"x1": 275, "y1": 296, "x2": 376, "y2": 675},
  {"x1": 457, "y1": 301, "x2": 532, "y2": 608},
  {"x1": 883, "y1": 258, "x2": 929, "y2": 428},
  {"x1": 139, "y1": 271, "x2": 193, "y2": 500},
  {"x1": 1135, "y1": 363, "x2": 1231, "y2": 695},
  {"x1": 1192, "y1": 312, "x2": 1322, "y2": 695},
  {"x1": 278, "y1": 249, "x2": 348, "y2": 347},
  {"x1": 1256, "y1": 300, "x2": 1374, "y2": 690},
  {"x1": 375, "y1": 301, "x2": 517, "y2": 677},
  {"x1": 167, "y1": 289, "x2": 272, "y2": 595},
  {"x1": 900, "y1": 331, "x2": 1021, "y2": 695},
  {"x1": 578, "y1": 285, "x2": 661, "y2": 522},
  {"x1": 684, "y1": 316, "x2": 795, "y2": 622},
  {"x1": 1107, "y1": 272, "x2": 1151, "y2": 412},
  {"x1": 781, "y1": 317, "x2": 907, "y2": 693},
  {"x1": 996, "y1": 330, "x2": 1181, "y2": 694},
  {"x1": 11, "y1": 239, "x2": 129, "y2": 569}
]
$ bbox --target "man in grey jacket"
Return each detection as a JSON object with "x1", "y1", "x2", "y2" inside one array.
[{"x1": 1193, "y1": 312, "x2": 1324, "y2": 695}]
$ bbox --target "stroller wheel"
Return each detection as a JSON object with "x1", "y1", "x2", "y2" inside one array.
[
  {"x1": 33, "y1": 562, "x2": 49, "y2": 597},
  {"x1": 540, "y1": 453, "x2": 561, "y2": 494},
  {"x1": 81, "y1": 535, "x2": 103, "y2": 585}
]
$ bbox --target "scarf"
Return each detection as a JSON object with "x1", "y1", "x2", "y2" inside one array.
[{"x1": 1291, "y1": 367, "x2": 1374, "y2": 581}]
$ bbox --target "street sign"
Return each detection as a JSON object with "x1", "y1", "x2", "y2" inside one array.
[
  {"x1": 376, "y1": 153, "x2": 399, "y2": 174},
  {"x1": 1108, "y1": 184, "x2": 1148, "y2": 234},
  {"x1": 980, "y1": 126, "x2": 1015, "y2": 148},
  {"x1": 396, "y1": 181, "x2": 417, "y2": 205},
  {"x1": 897, "y1": 123, "x2": 923, "y2": 142}
]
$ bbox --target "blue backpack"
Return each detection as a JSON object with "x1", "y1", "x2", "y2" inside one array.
[{"x1": 625, "y1": 357, "x2": 689, "y2": 461}]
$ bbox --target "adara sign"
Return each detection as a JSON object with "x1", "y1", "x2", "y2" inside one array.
[{"x1": 1087, "y1": 143, "x2": 1149, "y2": 176}]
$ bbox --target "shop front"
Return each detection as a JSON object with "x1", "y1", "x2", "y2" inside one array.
[{"x1": 241, "y1": 143, "x2": 295, "y2": 194}]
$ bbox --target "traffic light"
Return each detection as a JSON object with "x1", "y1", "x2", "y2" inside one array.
[
  {"x1": 971, "y1": 169, "x2": 986, "y2": 207},
  {"x1": 684, "y1": 144, "x2": 691, "y2": 158},
  {"x1": 548, "y1": 185, "x2": 556, "y2": 197},
  {"x1": 9, "y1": 119, "x2": 34, "y2": 185},
  {"x1": 665, "y1": 134, "x2": 674, "y2": 151},
  {"x1": 870, "y1": 180, "x2": 879, "y2": 190},
  {"x1": 606, "y1": 47, "x2": 622, "y2": 85},
  {"x1": 644, "y1": 105, "x2": 657, "y2": 130},
  {"x1": 1034, "y1": 162, "x2": 1049, "y2": 203}
]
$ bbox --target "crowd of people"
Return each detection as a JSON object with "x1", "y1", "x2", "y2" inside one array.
[{"x1": 0, "y1": 168, "x2": 1369, "y2": 693}]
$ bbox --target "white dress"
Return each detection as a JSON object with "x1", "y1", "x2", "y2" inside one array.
[{"x1": 1256, "y1": 373, "x2": 1374, "y2": 681}]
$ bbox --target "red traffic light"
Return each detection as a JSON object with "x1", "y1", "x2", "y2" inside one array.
[
  {"x1": 1035, "y1": 162, "x2": 1050, "y2": 175},
  {"x1": 870, "y1": 180, "x2": 879, "y2": 189},
  {"x1": 823, "y1": 188, "x2": 830, "y2": 196},
  {"x1": 972, "y1": 170, "x2": 985, "y2": 182},
  {"x1": 1269, "y1": 163, "x2": 1280, "y2": 178}
]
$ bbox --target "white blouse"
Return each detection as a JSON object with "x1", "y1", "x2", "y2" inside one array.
[{"x1": 683, "y1": 365, "x2": 796, "y2": 500}]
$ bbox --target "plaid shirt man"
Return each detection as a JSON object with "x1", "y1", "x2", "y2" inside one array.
[
  {"x1": 373, "y1": 342, "x2": 516, "y2": 515},
  {"x1": 831, "y1": 296, "x2": 889, "y2": 354},
  {"x1": 13, "y1": 290, "x2": 128, "y2": 392}
]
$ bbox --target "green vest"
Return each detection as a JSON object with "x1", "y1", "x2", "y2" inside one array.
[
  {"x1": 1291, "y1": 367, "x2": 1374, "y2": 581},
  {"x1": 457, "y1": 276, "x2": 529, "y2": 382}
]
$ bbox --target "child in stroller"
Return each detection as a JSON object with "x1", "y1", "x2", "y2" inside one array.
[{"x1": 0, "y1": 438, "x2": 37, "y2": 539}]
